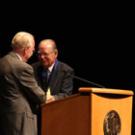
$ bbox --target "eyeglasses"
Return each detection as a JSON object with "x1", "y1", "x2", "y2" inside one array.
[{"x1": 37, "y1": 51, "x2": 54, "y2": 57}]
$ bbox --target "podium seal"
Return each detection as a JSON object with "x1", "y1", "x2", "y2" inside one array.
[{"x1": 103, "y1": 110, "x2": 121, "y2": 135}]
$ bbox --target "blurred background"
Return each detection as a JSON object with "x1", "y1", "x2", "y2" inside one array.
[{"x1": 0, "y1": 2, "x2": 134, "y2": 134}]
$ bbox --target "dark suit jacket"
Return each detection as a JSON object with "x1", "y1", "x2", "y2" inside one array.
[
  {"x1": 0, "y1": 52, "x2": 45, "y2": 135},
  {"x1": 32, "y1": 60, "x2": 74, "y2": 100}
]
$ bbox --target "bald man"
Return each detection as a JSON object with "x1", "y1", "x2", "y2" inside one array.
[{"x1": 32, "y1": 39, "x2": 74, "y2": 103}]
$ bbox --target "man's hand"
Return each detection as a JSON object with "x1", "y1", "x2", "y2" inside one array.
[{"x1": 46, "y1": 95, "x2": 55, "y2": 103}]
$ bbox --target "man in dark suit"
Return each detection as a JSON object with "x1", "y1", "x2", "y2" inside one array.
[
  {"x1": 32, "y1": 39, "x2": 74, "y2": 103},
  {"x1": 0, "y1": 31, "x2": 46, "y2": 135}
]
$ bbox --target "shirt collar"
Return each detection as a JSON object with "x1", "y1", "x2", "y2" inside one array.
[
  {"x1": 48, "y1": 62, "x2": 55, "y2": 73},
  {"x1": 15, "y1": 53, "x2": 23, "y2": 61}
]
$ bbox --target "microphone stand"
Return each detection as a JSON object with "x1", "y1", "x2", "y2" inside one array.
[{"x1": 72, "y1": 75, "x2": 105, "y2": 88}]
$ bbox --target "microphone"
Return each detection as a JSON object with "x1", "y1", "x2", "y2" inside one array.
[{"x1": 71, "y1": 74, "x2": 105, "y2": 88}]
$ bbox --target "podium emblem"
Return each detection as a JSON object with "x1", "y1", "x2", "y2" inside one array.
[{"x1": 103, "y1": 110, "x2": 121, "y2": 135}]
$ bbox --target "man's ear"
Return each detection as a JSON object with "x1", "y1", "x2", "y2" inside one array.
[{"x1": 55, "y1": 49, "x2": 58, "y2": 55}]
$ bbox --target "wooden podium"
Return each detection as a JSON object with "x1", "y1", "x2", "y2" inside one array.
[{"x1": 41, "y1": 87, "x2": 134, "y2": 135}]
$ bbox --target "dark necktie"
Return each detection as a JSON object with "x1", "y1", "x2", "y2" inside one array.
[
  {"x1": 47, "y1": 69, "x2": 51, "y2": 81},
  {"x1": 42, "y1": 69, "x2": 49, "y2": 90}
]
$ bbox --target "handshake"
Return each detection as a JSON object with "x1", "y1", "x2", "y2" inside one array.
[{"x1": 45, "y1": 87, "x2": 55, "y2": 103}]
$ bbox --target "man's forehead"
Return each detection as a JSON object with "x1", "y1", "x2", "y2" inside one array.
[
  {"x1": 38, "y1": 45, "x2": 54, "y2": 54},
  {"x1": 39, "y1": 43, "x2": 53, "y2": 49}
]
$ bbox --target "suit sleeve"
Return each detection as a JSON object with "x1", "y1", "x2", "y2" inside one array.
[
  {"x1": 17, "y1": 64, "x2": 46, "y2": 104},
  {"x1": 54, "y1": 68, "x2": 74, "y2": 100}
]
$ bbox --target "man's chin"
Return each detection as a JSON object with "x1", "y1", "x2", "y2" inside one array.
[{"x1": 42, "y1": 63, "x2": 49, "y2": 68}]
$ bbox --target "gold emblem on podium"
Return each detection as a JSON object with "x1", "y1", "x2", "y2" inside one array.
[{"x1": 103, "y1": 110, "x2": 121, "y2": 135}]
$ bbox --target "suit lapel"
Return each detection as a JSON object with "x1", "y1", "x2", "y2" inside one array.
[{"x1": 48, "y1": 61, "x2": 60, "y2": 92}]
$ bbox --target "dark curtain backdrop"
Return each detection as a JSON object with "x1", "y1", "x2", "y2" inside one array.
[
  {"x1": 0, "y1": 25, "x2": 134, "y2": 90},
  {"x1": 0, "y1": 2, "x2": 134, "y2": 134}
]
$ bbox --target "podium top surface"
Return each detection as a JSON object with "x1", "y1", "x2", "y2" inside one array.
[{"x1": 79, "y1": 87, "x2": 134, "y2": 95}]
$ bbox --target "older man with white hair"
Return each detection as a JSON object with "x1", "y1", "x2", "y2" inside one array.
[{"x1": 0, "y1": 31, "x2": 46, "y2": 135}]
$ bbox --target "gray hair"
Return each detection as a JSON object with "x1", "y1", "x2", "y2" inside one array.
[{"x1": 11, "y1": 31, "x2": 34, "y2": 50}]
